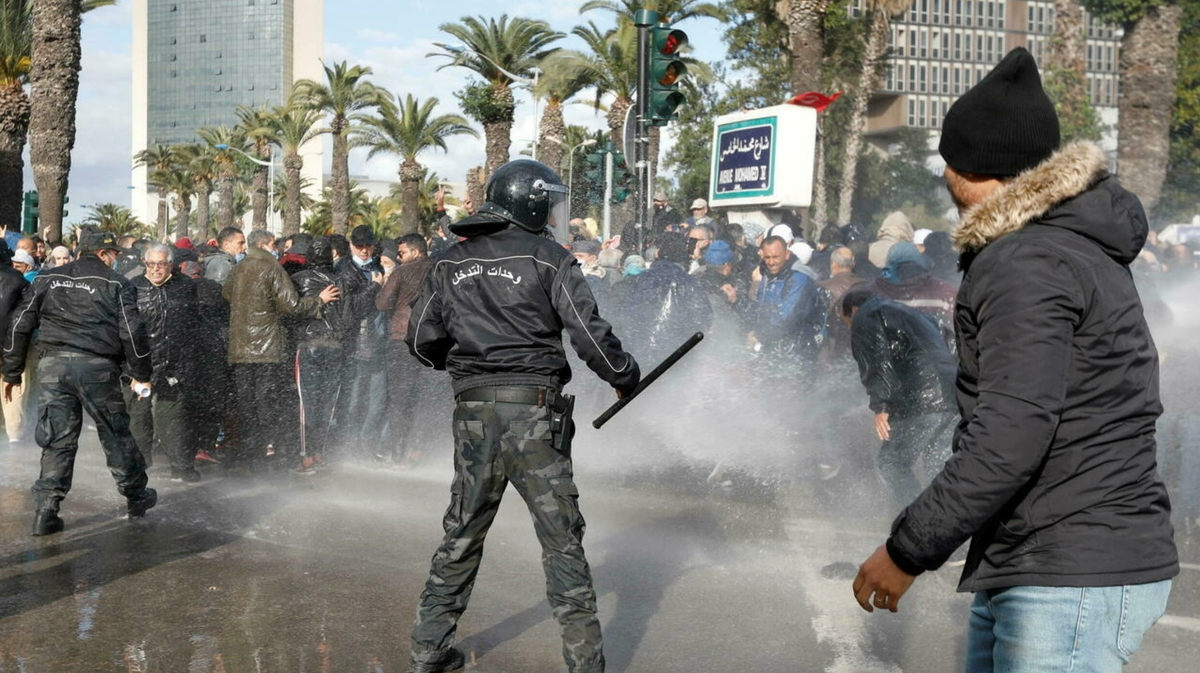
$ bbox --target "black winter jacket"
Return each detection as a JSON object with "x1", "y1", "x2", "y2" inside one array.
[
  {"x1": 886, "y1": 143, "x2": 1178, "y2": 591},
  {"x1": 336, "y1": 257, "x2": 384, "y2": 361},
  {"x1": 407, "y1": 226, "x2": 641, "y2": 396},
  {"x1": 293, "y1": 264, "x2": 347, "y2": 348},
  {"x1": 850, "y1": 295, "x2": 957, "y2": 419},
  {"x1": 2, "y1": 255, "x2": 152, "y2": 383},
  {"x1": 127, "y1": 273, "x2": 200, "y2": 395},
  {"x1": 0, "y1": 264, "x2": 28, "y2": 339}
]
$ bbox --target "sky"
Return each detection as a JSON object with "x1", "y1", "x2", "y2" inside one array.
[{"x1": 42, "y1": 0, "x2": 727, "y2": 224}]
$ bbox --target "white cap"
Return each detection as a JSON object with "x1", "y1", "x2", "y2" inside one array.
[
  {"x1": 690, "y1": 198, "x2": 708, "y2": 210},
  {"x1": 768, "y1": 224, "x2": 795, "y2": 244},
  {"x1": 789, "y1": 241, "x2": 814, "y2": 265},
  {"x1": 12, "y1": 250, "x2": 36, "y2": 268},
  {"x1": 913, "y1": 228, "x2": 933, "y2": 245}
]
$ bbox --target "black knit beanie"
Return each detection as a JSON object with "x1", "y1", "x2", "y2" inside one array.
[{"x1": 939, "y1": 47, "x2": 1060, "y2": 177}]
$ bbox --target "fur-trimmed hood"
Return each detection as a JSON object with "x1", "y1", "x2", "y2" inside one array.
[{"x1": 953, "y1": 142, "x2": 1148, "y2": 265}]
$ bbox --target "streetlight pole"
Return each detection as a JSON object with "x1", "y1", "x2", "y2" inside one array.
[
  {"x1": 216, "y1": 143, "x2": 279, "y2": 234},
  {"x1": 442, "y1": 44, "x2": 543, "y2": 162},
  {"x1": 546, "y1": 136, "x2": 598, "y2": 217}
]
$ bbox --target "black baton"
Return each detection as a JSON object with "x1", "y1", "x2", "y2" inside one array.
[{"x1": 593, "y1": 332, "x2": 705, "y2": 429}]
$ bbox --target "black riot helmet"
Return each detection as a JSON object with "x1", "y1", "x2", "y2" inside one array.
[{"x1": 451, "y1": 160, "x2": 569, "y2": 241}]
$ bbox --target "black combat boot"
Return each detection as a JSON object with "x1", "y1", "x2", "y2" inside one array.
[
  {"x1": 127, "y1": 488, "x2": 158, "y2": 518},
  {"x1": 32, "y1": 509, "x2": 64, "y2": 536},
  {"x1": 409, "y1": 647, "x2": 465, "y2": 673}
]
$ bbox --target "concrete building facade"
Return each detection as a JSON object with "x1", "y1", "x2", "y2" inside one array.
[
  {"x1": 861, "y1": 0, "x2": 1121, "y2": 151},
  {"x1": 131, "y1": 0, "x2": 324, "y2": 230}
]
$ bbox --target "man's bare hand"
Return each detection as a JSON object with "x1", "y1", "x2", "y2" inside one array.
[
  {"x1": 319, "y1": 285, "x2": 341, "y2": 304},
  {"x1": 720, "y1": 284, "x2": 737, "y2": 304},
  {"x1": 2, "y1": 381, "x2": 16, "y2": 403},
  {"x1": 874, "y1": 412, "x2": 891, "y2": 441},
  {"x1": 853, "y1": 545, "x2": 916, "y2": 613},
  {"x1": 371, "y1": 271, "x2": 384, "y2": 286}
]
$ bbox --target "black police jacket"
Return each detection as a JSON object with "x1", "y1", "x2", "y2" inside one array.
[
  {"x1": 2, "y1": 254, "x2": 152, "y2": 383},
  {"x1": 407, "y1": 226, "x2": 641, "y2": 396},
  {"x1": 886, "y1": 143, "x2": 1178, "y2": 592},
  {"x1": 128, "y1": 273, "x2": 200, "y2": 391},
  {"x1": 849, "y1": 295, "x2": 957, "y2": 420}
]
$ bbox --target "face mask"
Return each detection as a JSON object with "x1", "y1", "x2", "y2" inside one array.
[
  {"x1": 271, "y1": 250, "x2": 280, "y2": 260},
  {"x1": 23, "y1": 270, "x2": 37, "y2": 283},
  {"x1": 353, "y1": 255, "x2": 372, "y2": 268},
  {"x1": 235, "y1": 252, "x2": 246, "y2": 263}
]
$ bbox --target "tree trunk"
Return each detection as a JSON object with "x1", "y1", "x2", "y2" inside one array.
[
  {"x1": 467, "y1": 166, "x2": 485, "y2": 211},
  {"x1": 0, "y1": 84, "x2": 30, "y2": 234},
  {"x1": 174, "y1": 195, "x2": 191, "y2": 241},
  {"x1": 217, "y1": 169, "x2": 236, "y2": 231},
  {"x1": 195, "y1": 183, "x2": 211, "y2": 241},
  {"x1": 607, "y1": 97, "x2": 632, "y2": 148},
  {"x1": 156, "y1": 186, "x2": 170, "y2": 241},
  {"x1": 29, "y1": 0, "x2": 83, "y2": 245},
  {"x1": 250, "y1": 143, "x2": 269, "y2": 230},
  {"x1": 484, "y1": 84, "x2": 516, "y2": 181},
  {"x1": 331, "y1": 115, "x2": 350, "y2": 235},
  {"x1": 1116, "y1": 3, "x2": 1183, "y2": 217},
  {"x1": 398, "y1": 158, "x2": 423, "y2": 236},
  {"x1": 837, "y1": 10, "x2": 889, "y2": 227},
  {"x1": 787, "y1": 0, "x2": 832, "y2": 95},
  {"x1": 811, "y1": 121, "x2": 829, "y2": 232},
  {"x1": 1046, "y1": 0, "x2": 1085, "y2": 75},
  {"x1": 538, "y1": 99, "x2": 566, "y2": 173},
  {"x1": 283, "y1": 153, "x2": 303, "y2": 237}
]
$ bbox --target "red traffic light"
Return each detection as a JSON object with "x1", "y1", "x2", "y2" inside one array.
[{"x1": 653, "y1": 27, "x2": 688, "y2": 57}]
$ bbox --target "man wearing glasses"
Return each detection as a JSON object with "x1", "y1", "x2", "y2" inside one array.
[{"x1": 125, "y1": 243, "x2": 204, "y2": 482}]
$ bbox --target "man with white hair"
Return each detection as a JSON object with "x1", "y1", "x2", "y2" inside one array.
[{"x1": 126, "y1": 243, "x2": 204, "y2": 482}]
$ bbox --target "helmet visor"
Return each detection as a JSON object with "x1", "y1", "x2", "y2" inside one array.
[{"x1": 536, "y1": 179, "x2": 570, "y2": 244}]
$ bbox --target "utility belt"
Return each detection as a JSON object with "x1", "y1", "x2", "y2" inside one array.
[{"x1": 457, "y1": 386, "x2": 576, "y2": 453}]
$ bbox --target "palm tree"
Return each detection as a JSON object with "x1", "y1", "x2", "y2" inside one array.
[
  {"x1": 23, "y1": 0, "x2": 114, "y2": 243},
  {"x1": 160, "y1": 160, "x2": 194, "y2": 242},
  {"x1": 556, "y1": 22, "x2": 638, "y2": 147},
  {"x1": 294, "y1": 61, "x2": 389, "y2": 235},
  {"x1": 268, "y1": 101, "x2": 322, "y2": 237},
  {"x1": 80, "y1": 203, "x2": 151, "y2": 238},
  {"x1": 580, "y1": 0, "x2": 728, "y2": 24},
  {"x1": 430, "y1": 15, "x2": 563, "y2": 178},
  {"x1": 533, "y1": 61, "x2": 593, "y2": 174},
  {"x1": 271, "y1": 172, "x2": 317, "y2": 221},
  {"x1": 0, "y1": 1, "x2": 32, "y2": 232},
  {"x1": 133, "y1": 144, "x2": 175, "y2": 238},
  {"x1": 359, "y1": 195, "x2": 402, "y2": 241},
  {"x1": 235, "y1": 104, "x2": 276, "y2": 230},
  {"x1": 354, "y1": 94, "x2": 477, "y2": 235},
  {"x1": 835, "y1": 0, "x2": 914, "y2": 227},
  {"x1": 181, "y1": 143, "x2": 217, "y2": 241},
  {"x1": 307, "y1": 182, "x2": 374, "y2": 236},
  {"x1": 0, "y1": 0, "x2": 112, "y2": 234},
  {"x1": 197, "y1": 125, "x2": 245, "y2": 232}
]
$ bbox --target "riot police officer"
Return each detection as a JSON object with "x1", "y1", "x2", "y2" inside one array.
[
  {"x1": 406, "y1": 160, "x2": 641, "y2": 673},
  {"x1": 2, "y1": 229, "x2": 157, "y2": 536}
]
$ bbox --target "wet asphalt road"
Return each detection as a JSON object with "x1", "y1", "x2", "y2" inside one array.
[{"x1": 0, "y1": 433, "x2": 1197, "y2": 673}]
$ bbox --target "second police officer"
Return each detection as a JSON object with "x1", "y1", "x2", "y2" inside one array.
[{"x1": 405, "y1": 160, "x2": 641, "y2": 673}]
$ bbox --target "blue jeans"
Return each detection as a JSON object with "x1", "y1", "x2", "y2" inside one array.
[{"x1": 966, "y1": 581, "x2": 1172, "y2": 672}]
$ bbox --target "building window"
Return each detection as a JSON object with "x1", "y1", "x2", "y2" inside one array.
[
  {"x1": 200, "y1": 35, "x2": 206, "y2": 43},
  {"x1": 954, "y1": 33, "x2": 962, "y2": 60},
  {"x1": 932, "y1": 31, "x2": 940, "y2": 58}
]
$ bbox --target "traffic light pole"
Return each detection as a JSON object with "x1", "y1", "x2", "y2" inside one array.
[
  {"x1": 603, "y1": 149, "x2": 614, "y2": 241},
  {"x1": 634, "y1": 9, "x2": 658, "y2": 256}
]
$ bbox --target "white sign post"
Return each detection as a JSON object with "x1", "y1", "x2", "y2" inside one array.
[{"x1": 709, "y1": 104, "x2": 817, "y2": 217}]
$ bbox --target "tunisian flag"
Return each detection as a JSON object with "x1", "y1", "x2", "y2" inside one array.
[{"x1": 788, "y1": 91, "x2": 843, "y2": 112}]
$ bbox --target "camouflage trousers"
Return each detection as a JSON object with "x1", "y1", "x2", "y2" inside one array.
[
  {"x1": 30, "y1": 353, "x2": 150, "y2": 512},
  {"x1": 411, "y1": 389, "x2": 604, "y2": 673}
]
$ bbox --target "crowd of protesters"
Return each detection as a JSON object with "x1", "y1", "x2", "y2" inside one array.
[{"x1": 0, "y1": 187, "x2": 1196, "y2": 538}]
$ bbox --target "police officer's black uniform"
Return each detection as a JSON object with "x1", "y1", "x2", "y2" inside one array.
[
  {"x1": 405, "y1": 160, "x2": 641, "y2": 673},
  {"x1": 2, "y1": 230, "x2": 157, "y2": 536}
]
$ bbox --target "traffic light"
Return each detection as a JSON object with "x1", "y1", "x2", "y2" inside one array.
[
  {"x1": 22, "y1": 191, "x2": 38, "y2": 235},
  {"x1": 648, "y1": 23, "x2": 688, "y2": 126}
]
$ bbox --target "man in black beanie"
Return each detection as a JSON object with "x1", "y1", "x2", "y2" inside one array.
[{"x1": 852, "y1": 47, "x2": 1177, "y2": 671}]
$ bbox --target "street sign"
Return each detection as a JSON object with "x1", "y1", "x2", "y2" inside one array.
[{"x1": 709, "y1": 104, "x2": 816, "y2": 209}]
